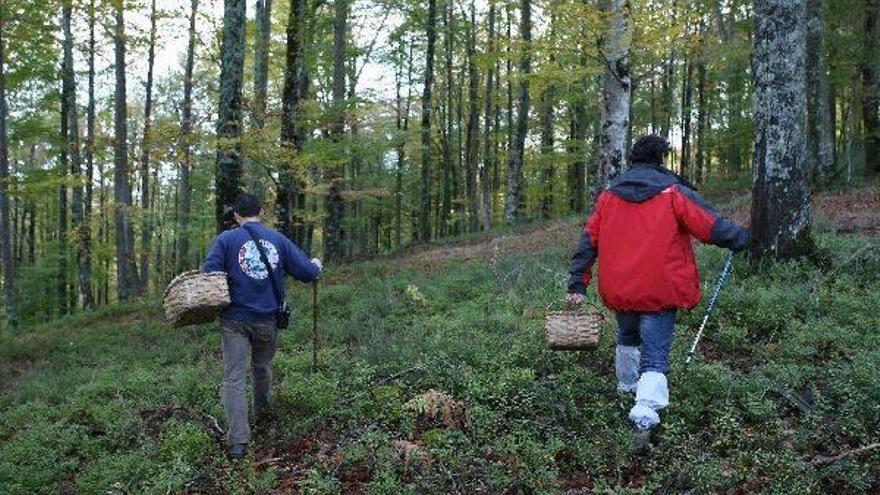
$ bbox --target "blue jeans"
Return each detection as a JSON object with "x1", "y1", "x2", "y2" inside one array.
[{"x1": 616, "y1": 310, "x2": 677, "y2": 374}]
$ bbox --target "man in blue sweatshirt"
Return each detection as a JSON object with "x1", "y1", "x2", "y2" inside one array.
[{"x1": 203, "y1": 194, "x2": 322, "y2": 459}]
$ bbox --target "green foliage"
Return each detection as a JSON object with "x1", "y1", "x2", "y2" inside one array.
[{"x1": 2, "y1": 215, "x2": 878, "y2": 492}]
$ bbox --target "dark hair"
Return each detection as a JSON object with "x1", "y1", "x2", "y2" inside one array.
[
  {"x1": 629, "y1": 134, "x2": 671, "y2": 165},
  {"x1": 233, "y1": 193, "x2": 262, "y2": 217}
]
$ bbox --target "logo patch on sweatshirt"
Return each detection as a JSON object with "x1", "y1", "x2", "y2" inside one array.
[{"x1": 238, "y1": 240, "x2": 280, "y2": 280}]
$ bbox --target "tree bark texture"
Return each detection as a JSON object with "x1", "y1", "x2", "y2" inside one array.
[
  {"x1": 324, "y1": 0, "x2": 348, "y2": 263},
  {"x1": 504, "y1": 0, "x2": 531, "y2": 224},
  {"x1": 114, "y1": 0, "x2": 139, "y2": 300},
  {"x1": 139, "y1": 0, "x2": 157, "y2": 292},
  {"x1": 278, "y1": 0, "x2": 309, "y2": 245},
  {"x1": 216, "y1": 0, "x2": 246, "y2": 233},
  {"x1": 480, "y1": 2, "x2": 496, "y2": 233},
  {"x1": 253, "y1": 0, "x2": 273, "y2": 129},
  {"x1": 465, "y1": 0, "x2": 480, "y2": 233},
  {"x1": 419, "y1": 0, "x2": 437, "y2": 242},
  {"x1": 750, "y1": 0, "x2": 813, "y2": 260},
  {"x1": 0, "y1": 15, "x2": 16, "y2": 326},
  {"x1": 805, "y1": 0, "x2": 834, "y2": 183},
  {"x1": 177, "y1": 0, "x2": 197, "y2": 272},
  {"x1": 862, "y1": 0, "x2": 880, "y2": 173},
  {"x1": 63, "y1": 0, "x2": 94, "y2": 309},
  {"x1": 599, "y1": 0, "x2": 631, "y2": 189}
]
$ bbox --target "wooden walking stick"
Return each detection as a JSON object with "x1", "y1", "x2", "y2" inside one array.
[{"x1": 312, "y1": 280, "x2": 319, "y2": 372}]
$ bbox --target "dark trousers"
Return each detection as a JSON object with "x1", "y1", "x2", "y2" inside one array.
[
  {"x1": 220, "y1": 319, "x2": 277, "y2": 445},
  {"x1": 615, "y1": 310, "x2": 677, "y2": 374}
]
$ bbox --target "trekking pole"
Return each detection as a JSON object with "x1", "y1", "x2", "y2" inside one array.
[
  {"x1": 312, "y1": 280, "x2": 319, "y2": 372},
  {"x1": 685, "y1": 252, "x2": 736, "y2": 370}
]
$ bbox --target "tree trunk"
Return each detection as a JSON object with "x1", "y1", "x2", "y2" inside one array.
[
  {"x1": 98, "y1": 157, "x2": 109, "y2": 305},
  {"x1": 505, "y1": 3, "x2": 513, "y2": 158},
  {"x1": 504, "y1": 0, "x2": 531, "y2": 224},
  {"x1": 454, "y1": 59, "x2": 464, "y2": 235},
  {"x1": 114, "y1": 0, "x2": 138, "y2": 301},
  {"x1": 253, "y1": 0, "x2": 273, "y2": 129},
  {"x1": 696, "y1": 55, "x2": 707, "y2": 183},
  {"x1": 539, "y1": 84, "x2": 555, "y2": 219},
  {"x1": 176, "y1": 0, "x2": 197, "y2": 272},
  {"x1": 0, "y1": 15, "x2": 16, "y2": 327},
  {"x1": 538, "y1": 12, "x2": 557, "y2": 219},
  {"x1": 84, "y1": 0, "x2": 96, "y2": 305},
  {"x1": 216, "y1": 0, "x2": 246, "y2": 233},
  {"x1": 598, "y1": 0, "x2": 631, "y2": 189},
  {"x1": 395, "y1": 40, "x2": 414, "y2": 247},
  {"x1": 862, "y1": 0, "x2": 880, "y2": 174},
  {"x1": 465, "y1": 0, "x2": 479, "y2": 232},
  {"x1": 750, "y1": 0, "x2": 813, "y2": 260},
  {"x1": 27, "y1": 201, "x2": 36, "y2": 265},
  {"x1": 419, "y1": 0, "x2": 437, "y2": 242},
  {"x1": 660, "y1": 61, "x2": 674, "y2": 140},
  {"x1": 480, "y1": 2, "x2": 496, "y2": 233},
  {"x1": 138, "y1": 0, "x2": 157, "y2": 293},
  {"x1": 12, "y1": 193, "x2": 20, "y2": 266},
  {"x1": 63, "y1": 0, "x2": 94, "y2": 310},
  {"x1": 805, "y1": 0, "x2": 834, "y2": 184},
  {"x1": 324, "y1": 0, "x2": 348, "y2": 263},
  {"x1": 569, "y1": 11, "x2": 589, "y2": 215},
  {"x1": 681, "y1": 59, "x2": 693, "y2": 180},
  {"x1": 59, "y1": 60, "x2": 69, "y2": 315},
  {"x1": 439, "y1": 0, "x2": 452, "y2": 237},
  {"x1": 278, "y1": 0, "x2": 309, "y2": 246}
]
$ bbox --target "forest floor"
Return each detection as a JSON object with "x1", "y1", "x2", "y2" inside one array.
[{"x1": 1, "y1": 186, "x2": 879, "y2": 494}]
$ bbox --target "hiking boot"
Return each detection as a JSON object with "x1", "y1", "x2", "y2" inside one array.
[
  {"x1": 630, "y1": 428, "x2": 653, "y2": 456},
  {"x1": 229, "y1": 443, "x2": 248, "y2": 460}
]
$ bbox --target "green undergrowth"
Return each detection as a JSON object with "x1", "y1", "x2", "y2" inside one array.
[{"x1": 1, "y1": 222, "x2": 878, "y2": 494}]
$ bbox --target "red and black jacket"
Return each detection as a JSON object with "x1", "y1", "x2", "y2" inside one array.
[{"x1": 568, "y1": 164, "x2": 748, "y2": 312}]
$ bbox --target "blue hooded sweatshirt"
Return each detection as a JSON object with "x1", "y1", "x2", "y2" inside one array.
[{"x1": 203, "y1": 221, "x2": 320, "y2": 321}]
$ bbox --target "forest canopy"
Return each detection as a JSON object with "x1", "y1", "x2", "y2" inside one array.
[{"x1": 0, "y1": 0, "x2": 878, "y2": 326}]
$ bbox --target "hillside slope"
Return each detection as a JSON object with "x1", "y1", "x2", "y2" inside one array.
[{"x1": 1, "y1": 188, "x2": 879, "y2": 494}]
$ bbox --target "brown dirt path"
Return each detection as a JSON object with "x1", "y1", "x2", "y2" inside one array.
[{"x1": 728, "y1": 186, "x2": 880, "y2": 236}]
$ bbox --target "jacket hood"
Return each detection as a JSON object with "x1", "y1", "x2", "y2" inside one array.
[{"x1": 608, "y1": 163, "x2": 695, "y2": 203}]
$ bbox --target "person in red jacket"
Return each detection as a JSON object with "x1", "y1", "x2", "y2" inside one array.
[{"x1": 566, "y1": 135, "x2": 748, "y2": 445}]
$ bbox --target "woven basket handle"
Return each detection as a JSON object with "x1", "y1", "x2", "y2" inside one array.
[{"x1": 546, "y1": 298, "x2": 602, "y2": 313}]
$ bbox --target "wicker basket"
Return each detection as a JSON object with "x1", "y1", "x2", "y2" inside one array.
[
  {"x1": 163, "y1": 270, "x2": 230, "y2": 327},
  {"x1": 544, "y1": 307, "x2": 606, "y2": 350}
]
